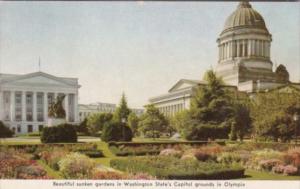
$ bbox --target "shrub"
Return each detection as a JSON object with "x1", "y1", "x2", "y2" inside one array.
[
  {"x1": 283, "y1": 147, "x2": 300, "y2": 168},
  {"x1": 283, "y1": 165, "x2": 298, "y2": 176},
  {"x1": 16, "y1": 165, "x2": 47, "y2": 179},
  {"x1": 58, "y1": 153, "x2": 95, "y2": 179},
  {"x1": 217, "y1": 152, "x2": 242, "y2": 165},
  {"x1": 0, "y1": 121, "x2": 14, "y2": 138},
  {"x1": 272, "y1": 165, "x2": 285, "y2": 174},
  {"x1": 258, "y1": 159, "x2": 283, "y2": 172},
  {"x1": 101, "y1": 122, "x2": 133, "y2": 142},
  {"x1": 111, "y1": 156, "x2": 245, "y2": 180},
  {"x1": 41, "y1": 124, "x2": 77, "y2": 143},
  {"x1": 181, "y1": 154, "x2": 197, "y2": 161},
  {"x1": 184, "y1": 123, "x2": 230, "y2": 141},
  {"x1": 40, "y1": 149, "x2": 68, "y2": 170},
  {"x1": 77, "y1": 150, "x2": 104, "y2": 158},
  {"x1": 130, "y1": 172, "x2": 156, "y2": 180},
  {"x1": 159, "y1": 149, "x2": 182, "y2": 158}
]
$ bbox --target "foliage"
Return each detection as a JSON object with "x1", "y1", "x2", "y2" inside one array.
[
  {"x1": 87, "y1": 113, "x2": 113, "y2": 134},
  {"x1": 101, "y1": 121, "x2": 133, "y2": 142},
  {"x1": 48, "y1": 95, "x2": 66, "y2": 118},
  {"x1": 182, "y1": 70, "x2": 240, "y2": 141},
  {"x1": 111, "y1": 156, "x2": 245, "y2": 179},
  {"x1": 77, "y1": 149, "x2": 104, "y2": 158},
  {"x1": 109, "y1": 145, "x2": 161, "y2": 156},
  {"x1": 76, "y1": 118, "x2": 89, "y2": 135},
  {"x1": 283, "y1": 147, "x2": 300, "y2": 168},
  {"x1": 127, "y1": 112, "x2": 139, "y2": 136},
  {"x1": 250, "y1": 91, "x2": 300, "y2": 142},
  {"x1": 40, "y1": 148, "x2": 68, "y2": 170},
  {"x1": 113, "y1": 93, "x2": 131, "y2": 122},
  {"x1": 138, "y1": 104, "x2": 169, "y2": 138},
  {"x1": 58, "y1": 153, "x2": 95, "y2": 179},
  {"x1": 275, "y1": 64, "x2": 290, "y2": 83},
  {"x1": 159, "y1": 149, "x2": 183, "y2": 158},
  {"x1": 41, "y1": 124, "x2": 77, "y2": 143},
  {"x1": 170, "y1": 110, "x2": 192, "y2": 135},
  {"x1": 0, "y1": 148, "x2": 50, "y2": 179},
  {"x1": 0, "y1": 121, "x2": 14, "y2": 138}
]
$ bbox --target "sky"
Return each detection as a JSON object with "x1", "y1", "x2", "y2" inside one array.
[{"x1": 0, "y1": 1, "x2": 299, "y2": 108}]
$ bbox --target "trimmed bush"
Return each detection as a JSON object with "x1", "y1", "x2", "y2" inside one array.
[
  {"x1": 77, "y1": 150, "x2": 104, "y2": 158},
  {"x1": 111, "y1": 156, "x2": 245, "y2": 180},
  {"x1": 101, "y1": 121, "x2": 133, "y2": 142},
  {"x1": 185, "y1": 123, "x2": 230, "y2": 141},
  {"x1": 41, "y1": 124, "x2": 77, "y2": 143},
  {"x1": 0, "y1": 121, "x2": 14, "y2": 138}
]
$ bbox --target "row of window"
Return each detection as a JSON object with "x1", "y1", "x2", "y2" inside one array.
[{"x1": 11, "y1": 124, "x2": 44, "y2": 133}]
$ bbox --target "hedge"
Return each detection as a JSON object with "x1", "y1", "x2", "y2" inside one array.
[
  {"x1": 111, "y1": 156, "x2": 245, "y2": 180},
  {"x1": 109, "y1": 145, "x2": 160, "y2": 156},
  {"x1": 108, "y1": 141, "x2": 226, "y2": 147},
  {"x1": 41, "y1": 124, "x2": 77, "y2": 143},
  {"x1": 0, "y1": 121, "x2": 14, "y2": 138}
]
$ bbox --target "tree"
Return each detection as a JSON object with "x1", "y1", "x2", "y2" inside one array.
[
  {"x1": 182, "y1": 70, "x2": 236, "y2": 140},
  {"x1": 251, "y1": 90, "x2": 300, "y2": 142},
  {"x1": 138, "y1": 104, "x2": 169, "y2": 138},
  {"x1": 170, "y1": 110, "x2": 192, "y2": 135},
  {"x1": 0, "y1": 121, "x2": 14, "y2": 138},
  {"x1": 232, "y1": 102, "x2": 252, "y2": 141},
  {"x1": 127, "y1": 112, "x2": 139, "y2": 136},
  {"x1": 76, "y1": 118, "x2": 89, "y2": 135},
  {"x1": 101, "y1": 121, "x2": 133, "y2": 142},
  {"x1": 114, "y1": 93, "x2": 131, "y2": 122},
  {"x1": 87, "y1": 113, "x2": 113, "y2": 134},
  {"x1": 275, "y1": 64, "x2": 289, "y2": 83}
]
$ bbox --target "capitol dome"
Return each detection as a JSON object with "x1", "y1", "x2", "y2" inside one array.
[{"x1": 223, "y1": 1, "x2": 268, "y2": 32}]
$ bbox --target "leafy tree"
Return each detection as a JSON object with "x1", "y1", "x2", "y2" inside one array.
[
  {"x1": 0, "y1": 121, "x2": 14, "y2": 138},
  {"x1": 138, "y1": 104, "x2": 169, "y2": 138},
  {"x1": 127, "y1": 112, "x2": 139, "y2": 136},
  {"x1": 232, "y1": 102, "x2": 252, "y2": 141},
  {"x1": 114, "y1": 93, "x2": 131, "y2": 122},
  {"x1": 87, "y1": 112, "x2": 113, "y2": 134},
  {"x1": 251, "y1": 90, "x2": 300, "y2": 142},
  {"x1": 170, "y1": 110, "x2": 192, "y2": 135}
]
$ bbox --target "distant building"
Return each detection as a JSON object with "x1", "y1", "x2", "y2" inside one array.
[
  {"x1": 0, "y1": 72, "x2": 80, "y2": 134},
  {"x1": 79, "y1": 102, "x2": 144, "y2": 122},
  {"x1": 149, "y1": 1, "x2": 300, "y2": 116}
]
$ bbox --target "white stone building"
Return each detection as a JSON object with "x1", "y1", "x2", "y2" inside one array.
[
  {"x1": 0, "y1": 71, "x2": 80, "y2": 134},
  {"x1": 79, "y1": 102, "x2": 144, "y2": 122},
  {"x1": 149, "y1": 1, "x2": 300, "y2": 116}
]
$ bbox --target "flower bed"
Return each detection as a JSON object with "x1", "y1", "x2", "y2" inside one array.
[
  {"x1": 0, "y1": 148, "x2": 51, "y2": 179},
  {"x1": 109, "y1": 145, "x2": 161, "y2": 156},
  {"x1": 110, "y1": 156, "x2": 245, "y2": 180}
]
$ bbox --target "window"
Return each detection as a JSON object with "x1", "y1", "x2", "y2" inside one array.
[
  {"x1": 17, "y1": 125, "x2": 21, "y2": 133},
  {"x1": 15, "y1": 92, "x2": 22, "y2": 121},
  {"x1": 27, "y1": 125, "x2": 33, "y2": 133}
]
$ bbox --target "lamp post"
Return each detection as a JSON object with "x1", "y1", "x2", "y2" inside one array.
[{"x1": 293, "y1": 113, "x2": 299, "y2": 144}]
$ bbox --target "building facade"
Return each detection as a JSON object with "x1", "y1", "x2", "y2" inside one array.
[
  {"x1": 79, "y1": 102, "x2": 144, "y2": 122},
  {"x1": 0, "y1": 72, "x2": 80, "y2": 134},
  {"x1": 149, "y1": 1, "x2": 300, "y2": 116}
]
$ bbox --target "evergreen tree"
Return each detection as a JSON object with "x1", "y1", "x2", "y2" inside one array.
[{"x1": 114, "y1": 93, "x2": 131, "y2": 122}]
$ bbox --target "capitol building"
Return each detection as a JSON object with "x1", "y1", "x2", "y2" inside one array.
[{"x1": 149, "y1": 1, "x2": 300, "y2": 117}]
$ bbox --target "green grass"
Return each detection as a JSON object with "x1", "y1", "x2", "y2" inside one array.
[
  {"x1": 241, "y1": 169, "x2": 300, "y2": 180},
  {"x1": 37, "y1": 160, "x2": 63, "y2": 179}
]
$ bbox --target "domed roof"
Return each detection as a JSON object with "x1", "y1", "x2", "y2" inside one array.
[{"x1": 223, "y1": 1, "x2": 267, "y2": 32}]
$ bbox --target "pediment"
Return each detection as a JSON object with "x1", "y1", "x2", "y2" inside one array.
[
  {"x1": 168, "y1": 79, "x2": 200, "y2": 92},
  {"x1": 2, "y1": 72, "x2": 74, "y2": 87}
]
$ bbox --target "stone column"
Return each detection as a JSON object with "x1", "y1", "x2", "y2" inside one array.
[
  {"x1": 10, "y1": 91, "x2": 15, "y2": 121},
  {"x1": 241, "y1": 40, "x2": 245, "y2": 57},
  {"x1": 0, "y1": 91, "x2": 3, "y2": 120},
  {"x1": 248, "y1": 39, "x2": 252, "y2": 57},
  {"x1": 74, "y1": 93, "x2": 79, "y2": 123},
  {"x1": 236, "y1": 40, "x2": 240, "y2": 57},
  {"x1": 43, "y1": 92, "x2": 48, "y2": 122},
  {"x1": 33, "y1": 92, "x2": 37, "y2": 122},
  {"x1": 64, "y1": 94, "x2": 69, "y2": 122},
  {"x1": 22, "y1": 91, "x2": 26, "y2": 121}
]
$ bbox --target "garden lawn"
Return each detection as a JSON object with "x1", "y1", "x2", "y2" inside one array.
[{"x1": 242, "y1": 169, "x2": 300, "y2": 180}]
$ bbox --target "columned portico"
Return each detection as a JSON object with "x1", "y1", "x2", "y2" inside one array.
[{"x1": 0, "y1": 71, "x2": 80, "y2": 134}]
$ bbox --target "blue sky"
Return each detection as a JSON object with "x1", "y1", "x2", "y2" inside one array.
[{"x1": 0, "y1": 1, "x2": 299, "y2": 108}]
